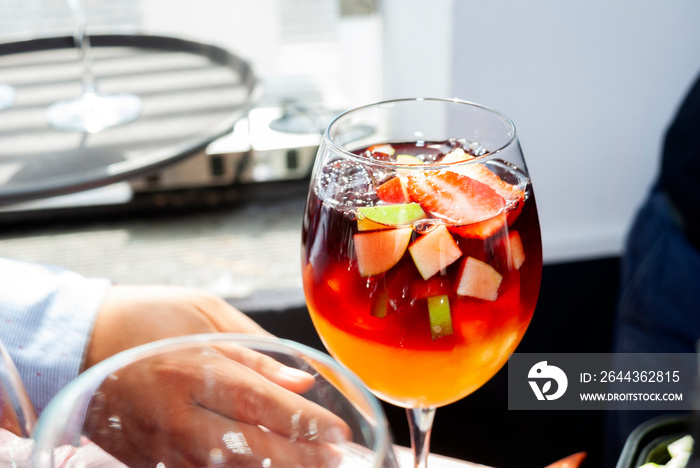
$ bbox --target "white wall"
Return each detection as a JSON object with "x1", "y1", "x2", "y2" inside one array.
[
  {"x1": 382, "y1": 0, "x2": 700, "y2": 264},
  {"x1": 139, "y1": 0, "x2": 383, "y2": 110}
]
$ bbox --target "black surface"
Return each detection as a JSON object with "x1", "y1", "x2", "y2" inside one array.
[{"x1": 247, "y1": 256, "x2": 621, "y2": 468}]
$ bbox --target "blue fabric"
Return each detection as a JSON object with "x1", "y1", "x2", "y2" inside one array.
[
  {"x1": 0, "y1": 257, "x2": 110, "y2": 418},
  {"x1": 659, "y1": 72, "x2": 700, "y2": 249},
  {"x1": 605, "y1": 189, "x2": 700, "y2": 465},
  {"x1": 614, "y1": 189, "x2": 700, "y2": 355}
]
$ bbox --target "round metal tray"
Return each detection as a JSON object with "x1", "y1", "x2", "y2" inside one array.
[{"x1": 0, "y1": 34, "x2": 260, "y2": 204}]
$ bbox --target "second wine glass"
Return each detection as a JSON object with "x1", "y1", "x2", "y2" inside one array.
[
  {"x1": 46, "y1": 0, "x2": 141, "y2": 133},
  {"x1": 301, "y1": 98, "x2": 543, "y2": 467},
  {"x1": 0, "y1": 339, "x2": 37, "y2": 466}
]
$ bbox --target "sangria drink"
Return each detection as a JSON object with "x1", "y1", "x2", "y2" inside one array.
[{"x1": 301, "y1": 98, "x2": 542, "y2": 467}]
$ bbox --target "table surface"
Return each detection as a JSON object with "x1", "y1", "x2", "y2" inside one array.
[
  {"x1": 394, "y1": 446, "x2": 489, "y2": 467},
  {"x1": 0, "y1": 34, "x2": 257, "y2": 204}
]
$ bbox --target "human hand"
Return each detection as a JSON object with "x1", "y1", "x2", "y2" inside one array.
[
  {"x1": 81, "y1": 285, "x2": 351, "y2": 467},
  {"x1": 86, "y1": 342, "x2": 351, "y2": 468},
  {"x1": 84, "y1": 284, "x2": 272, "y2": 369}
]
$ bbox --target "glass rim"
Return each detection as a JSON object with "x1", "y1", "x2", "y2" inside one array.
[
  {"x1": 323, "y1": 97, "x2": 519, "y2": 169},
  {"x1": 31, "y1": 333, "x2": 392, "y2": 468}
]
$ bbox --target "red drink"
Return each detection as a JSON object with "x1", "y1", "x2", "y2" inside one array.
[{"x1": 302, "y1": 140, "x2": 542, "y2": 408}]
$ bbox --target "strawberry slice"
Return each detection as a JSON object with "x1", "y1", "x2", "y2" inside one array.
[
  {"x1": 451, "y1": 162, "x2": 524, "y2": 225},
  {"x1": 449, "y1": 212, "x2": 508, "y2": 239},
  {"x1": 406, "y1": 170, "x2": 505, "y2": 228}
]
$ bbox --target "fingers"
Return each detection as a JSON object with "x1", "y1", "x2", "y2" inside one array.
[
  {"x1": 176, "y1": 409, "x2": 344, "y2": 468},
  {"x1": 99, "y1": 410, "x2": 344, "y2": 468},
  {"x1": 212, "y1": 343, "x2": 317, "y2": 394},
  {"x1": 190, "y1": 353, "x2": 352, "y2": 445},
  {"x1": 89, "y1": 351, "x2": 350, "y2": 468}
]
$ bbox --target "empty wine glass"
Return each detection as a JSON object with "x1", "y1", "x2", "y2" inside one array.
[
  {"x1": 31, "y1": 333, "x2": 398, "y2": 468},
  {"x1": 0, "y1": 83, "x2": 14, "y2": 111},
  {"x1": 46, "y1": 0, "x2": 141, "y2": 133}
]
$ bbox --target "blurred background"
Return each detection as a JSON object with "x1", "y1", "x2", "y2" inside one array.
[{"x1": 1, "y1": 0, "x2": 700, "y2": 467}]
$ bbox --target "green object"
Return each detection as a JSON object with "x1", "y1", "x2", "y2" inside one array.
[
  {"x1": 358, "y1": 203, "x2": 426, "y2": 226},
  {"x1": 371, "y1": 290, "x2": 389, "y2": 318},
  {"x1": 427, "y1": 294, "x2": 453, "y2": 340},
  {"x1": 668, "y1": 435, "x2": 694, "y2": 457},
  {"x1": 644, "y1": 440, "x2": 673, "y2": 466}
]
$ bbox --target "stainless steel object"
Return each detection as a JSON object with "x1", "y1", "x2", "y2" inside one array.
[{"x1": 128, "y1": 102, "x2": 333, "y2": 194}]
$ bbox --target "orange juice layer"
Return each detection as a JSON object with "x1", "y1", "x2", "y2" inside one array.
[
  {"x1": 310, "y1": 309, "x2": 527, "y2": 407},
  {"x1": 308, "y1": 302, "x2": 530, "y2": 408}
]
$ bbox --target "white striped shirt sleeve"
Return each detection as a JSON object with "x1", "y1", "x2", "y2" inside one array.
[{"x1": 0, "y1": 257, "x2": 111, "y2": 414}]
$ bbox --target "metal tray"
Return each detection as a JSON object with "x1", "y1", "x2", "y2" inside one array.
[{"x1": 0, "y1": 34, "x2": 260, "y2": 204}]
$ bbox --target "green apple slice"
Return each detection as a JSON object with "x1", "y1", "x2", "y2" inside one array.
[
  {"x1": 370, "y1": 289, "x2": 389, "y2": 318},
  {"x1": 427, "y1": 294, "x2": 453, "y2": 340},
  {"x1": 358, "y1": 203, "x2": 426, "y2": 227}
]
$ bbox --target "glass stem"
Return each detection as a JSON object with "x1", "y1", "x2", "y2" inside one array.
[
  {"x1": 407, "y1": 407, "x2": 436, "y2": 468},
  {"x1": 68, "y1": 0, "x2": 97, "y2": 96}
]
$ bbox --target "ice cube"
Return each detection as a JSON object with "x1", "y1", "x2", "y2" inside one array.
[
  {"x1": 317, "y1": 159, "x2": 378, "y2": 208},
  {"x1": 468, "y1": 141, "x2": 488, "y2": 156}
]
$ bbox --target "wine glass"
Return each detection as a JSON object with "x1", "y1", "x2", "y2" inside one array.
[
  {"x1": 0, "y1": 84, "x2": 14, "y2": 111},
  {"x1": 301, "y1": 97, "x2": 543, "y2": 467},
  {"x1": 0, "y1": 338, "x2": 38, "y2": 465},
  {"x1": 31, "y1": 333, "x2": 398, "y2": 468},
  {"x1": 46, "y1": 0, "x2": 141, "y2": 133}
]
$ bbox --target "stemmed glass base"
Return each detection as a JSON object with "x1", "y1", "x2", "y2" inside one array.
[
  {"x1": 0, "y1": 84, "x2": 15, "y2": 111},
  {"x1": 46, "y1": 91, "x2": 141, "y2": 133},
  {"x1": 408, "y1": 407, "x2": 436, "y2": 468},
  {"x1": 46, "y1": 0, "x2": 142, "y2": 134}
]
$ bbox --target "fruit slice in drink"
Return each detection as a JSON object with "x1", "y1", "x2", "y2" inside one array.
[{"x1": 353, "y1": 228, "x2": 412, "y2": 277}]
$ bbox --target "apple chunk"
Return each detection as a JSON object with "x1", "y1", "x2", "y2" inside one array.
[
  {"x1": 506, "y1": 231, "x2": 526, "y2": 270},
  {"x1": 455, "y1": 256, "x2": 503, "y2": 301},
  {"x1": 354, "y1": 227, "x2": 412, "y2": 277},
  {"x1": 369, "y1": 144, "x2": 395, "y2": 156},
  {"x1": 396, "y1": 154, "x2": 423, "y2": 165},
  {"x1": 441, "y1": 147, "x2": 473, "y2": 164},
  {"x1": 408, "y1": 225, "x2": 462, "y2": 280},
  {"x1": 376, "y1": 176, "x2": 409, "y2": 203}
]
